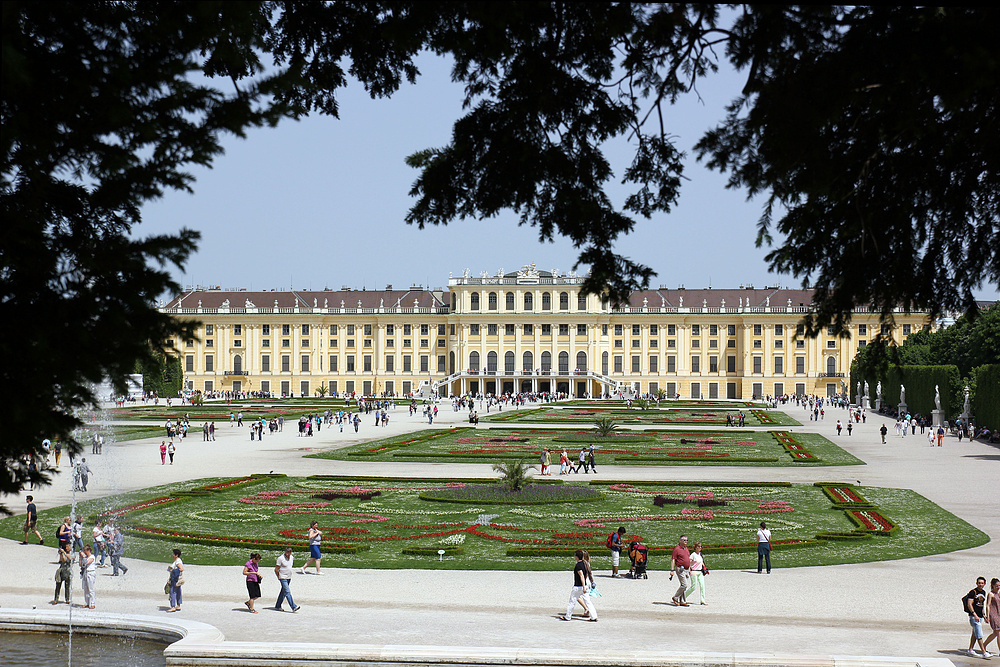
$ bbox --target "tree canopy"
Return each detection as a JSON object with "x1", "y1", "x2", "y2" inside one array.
[{"x1": 2, "y1": 3, "x2": 997, "y2": 507}]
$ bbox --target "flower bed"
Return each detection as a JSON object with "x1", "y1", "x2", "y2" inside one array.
[{"x1": 418, "y1": 483, "x2": 603, "y2": 505}]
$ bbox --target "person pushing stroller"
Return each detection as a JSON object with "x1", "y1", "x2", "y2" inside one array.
[{"x1": 627, "y1": 540, "x2": 649, "y2": 579}]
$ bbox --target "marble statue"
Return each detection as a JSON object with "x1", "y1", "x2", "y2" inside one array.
[
  {"x1": 899, "y1": 384, "x2": 905, "y2": 403},
  {"x1": 857, "y1": 381, "x2": 862, "y2": 402},
  {"x1": 876, "y1": 381, "x2": 882, "y2": 401},
  {"x1": 935, "y1": 385, "x2": 942, "y2": 412},
  {"x1": 963, "y1": 385, "x2": 971, "y2": 414},
  {"x1": 864, "y1": 380, "x2": 870, "y2": 398}
]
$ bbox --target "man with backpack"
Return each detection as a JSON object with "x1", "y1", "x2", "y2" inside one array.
[{"x1": 607, "y1": 526, "x2": 626, "y2": 578}]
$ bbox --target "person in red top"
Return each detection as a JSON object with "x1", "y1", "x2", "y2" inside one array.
[{"x1": 669, "y1": 535, "x2": 691, "y2": 606}]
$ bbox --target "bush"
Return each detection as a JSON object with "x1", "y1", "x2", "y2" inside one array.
[{"x1": 972, "y1": 364, "x2": 1000, "y2": 430}]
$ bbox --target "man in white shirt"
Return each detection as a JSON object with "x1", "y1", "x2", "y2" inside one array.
[{"x1": 274, "y1": 547, "x2": 300, "y2": 612}]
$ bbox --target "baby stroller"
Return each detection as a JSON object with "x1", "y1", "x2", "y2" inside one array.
[{"x1": 627, "y1": 541, "x2": 649, "y2": 579}]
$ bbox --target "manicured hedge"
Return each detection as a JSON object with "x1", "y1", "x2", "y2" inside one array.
[
  {"x1": 591, "y1": 480, "x2": 792, "y2": 487},
  {"x1": 401, "y1": 546, "x2": 465, "y2": 556},
  {"x1": 973, "y1": 364, "x2": 999, "y2": 430}
]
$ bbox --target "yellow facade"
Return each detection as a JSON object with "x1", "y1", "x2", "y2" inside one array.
[{"x1": 161, "y1": 266, "x2": 930, "y2": 400}]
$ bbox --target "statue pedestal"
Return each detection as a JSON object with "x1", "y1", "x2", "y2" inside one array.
[
  {"x1": 875, "y1": 399, "x2": 882, "y2": 411},
  {"x1": 898, "y1": 402, "x2": 907, "y2": 417},
  {"x1": 862, "y1": 397, "x2": 871, "y2": 410},
  {"x1": 932, "y1": 409, "x2": 944, "y2": 429},
  {"x1": 960, "y1": 410, "x2": 971, "y2": 424}
]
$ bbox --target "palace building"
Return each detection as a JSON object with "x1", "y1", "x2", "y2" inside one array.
[{"x1": 160, "y1": 265, "x2": 930, "y2": 400}]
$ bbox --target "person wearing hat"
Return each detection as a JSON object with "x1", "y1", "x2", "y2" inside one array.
[{"x1": 274, "y1": 547, "x2": 300, "y2": 612}]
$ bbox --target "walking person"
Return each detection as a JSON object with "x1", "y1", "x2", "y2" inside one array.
[
  {"x1": 985, "y1": 578, "x2": 1000, "y2": 655},
  {"x1": 92, "y1": 519, "x2": 107, "y2": 567},
  {"x1": 167, "y1": 548, "x2": 184, "y2": 612},
  {"x1": 757, "y1": 521, "x2": 772, "y2": 574},
  {"x1": 669, "y1": 534, "x2": 691, "y2": 606},
  {"x1": 21, "y1": 495, "x2": 44, "y2": 545},
  {"x1": 51, "y1": 542, "x2": 73, "y2": 605},
  {"x1": 965, "y1": 576, "x2": 993, "y2": 658},
  {"x1": 578, "y1": 448, "x2": 588, "y2": 473},
  {"x1": 243, "y1": 552, "x2": 263, "y2": 613},
  {"x1": 71, "y1": 516, "x2": 84, "y2": 552},
  {"x1": 159, "y1": 441, "x2": 167, "y2": 464},
  {"x1": 167, "y1": 440, "x2": 176, "y2": 464},
  {"x1": 79, "y1": 544, "x2": 96, "y2": 609},
  {"x1": 587, "y1": 445, "x2": 597, "y2": 473},
  {"x1": 561, "y1": 550, "x2": 597, "y2": 621},
  {"x1": 274, "y1": 547, "x2": 300, "y2": 612},
  {"x1": 109, "y1": 524, "x2": 129, "y2": 576},
  {"x1": 300, "y1": 521, "x2": 323, "y2": 575},
  {"x1": 685, "y1": 542, "x2": 708, "y2": 605},
  {"x1": 76, "y1": 458, "x2": 92, "y2": 491}
]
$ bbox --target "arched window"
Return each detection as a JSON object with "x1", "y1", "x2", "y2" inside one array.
[
  {"x1": 827, "y1": 356, "x2": 836, "y2": 375},
  {"x1": 469, "y1": 351, "x2": 480, "y2": 371},
  {"x1": 602, "y1": 351, "x2": 609, "y2": 374},
  {"x1": 576, "y1": 351, "x2": 587, "y2": 371},
  {"x1": 541, "y1": 292, "x2": 551, "y2": 310},
  {"x1": 504, "y1": 351, "x2": 515, "y2": 373},
  {"x1": 470, "y1": 293, "x2": 480, "y2": 310},
  {"x1": 449, "y1": 351, "x2": 455, "y2": 374},
  {"x1": 559, "y1": 292, "x2": 569, "y2": 310},
  {"x1": 558, "y1": 351, "x2": 569, "y2": 373},
  {"x1": 577, "y1": 293, "x2": 587, "y2": 310},
  {"x1": 524, "y1": 293, "x2": 534, "y2": 310},
  {"x1": 541, "y1": 351, "x2": 552, "y2": 371},
  {"x1": 487, "y1": 351, "x2": 498, "y2": 372},
  {"x1": 523, "y1": 351, "x2": 533, "y2": 372},
  {"x1": 233, "y1": 355, "x2": 243, "y2": 373},
  {"x1": 505, "y1": 292, "x2": 515, "y2": 310},
  {"x1": 488, "y1": 292, "x2": 498, "y2": 310}
]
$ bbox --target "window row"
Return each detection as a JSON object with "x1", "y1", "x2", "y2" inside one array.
[{"x1": 468, "y1": 291, "x2": 593, "y2": 311}]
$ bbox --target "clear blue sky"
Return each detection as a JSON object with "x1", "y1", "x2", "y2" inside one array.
[{"x1": 139, "y1": 52, "x2": 996, "y2": 302}]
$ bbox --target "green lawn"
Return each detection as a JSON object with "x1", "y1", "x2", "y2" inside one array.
[
  {"x1": 1, "y1": 476, "x2": 985, "y2": 571},
  {"x1": 307, "y1": 427, "x2": 861, "y2": 466},
  {"x1": 482, "y1": 405, "x2": 801, "y2": 426}
]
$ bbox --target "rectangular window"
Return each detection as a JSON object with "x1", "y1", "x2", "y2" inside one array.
[
  {"x1": 506, "y1": 324, "x2": 515, "y2": 335},
  {"x1": 346, "y1": 355, "x2": 355, "y2": 372},
  {"x1": 775, "y1": 324, "x2": 784, "y2": 335},
  {"x1": 630, "y1": 324, "x2": 639, "y2": 336},
  {"x1": 692, "y1": 339, "x2": 700, "y2": 348},
  {"x1": 709, "y1": 324, "x2": 718, "y2": 336},
  {"x1": 631, "y1": 355, "x2": 640, "y2": 372},
  {"x1": 649, "y1": 381, "x2": 658, "y2": 395},
  {"x1": 328, "y1": 339, "x2": 335, "y2": 348},
  {"x1": 602, "y1": 324, "x2": 608, "y2": 336},
  {"x1": 438, "y1": 355, "x2": 446, "y2": 372},
  {"x1": 650, "y1": 324, "x2": 658, "y2": 335},
  {"x1": 691, "y1": 356, "x2": 700, "y2": 373},
  {"x1": 753, "y1": 339, "x2": 762, "y2": 348},
  {"x1": 386, "y1": 324, "x2": 395, "y2": 335},
  {"x1": 385, "y1": 355, "x2": 394, "y2": 372},
  {"x1": 859, "y1": 340, "x2": 867, "y2": 347},
  {"x1": 709, "y1": 355, "x2": 718, "y2": 373},
  {"x1": 649, "y1": 355, "x2": 658, "y2": 372},
  {"x1": 774, "y1": 356, "x2": 784, "y2": 373},
  {"x1": 329, "y1": 355, "x2": 338, "y2": 372},
  {"x1": 577, "y1": 324, "x2": 587, "y2": 336},
  {"x1": 281, "y1": 355, "x2": 290, "y2": 372},
  {"x1": 185, "y1": 339, "x2": 193, "y2": 347},
  {"x1": 365, "y1": 324, "x2": 373, "y2": 336},
  {"x1": 402, "y1": 338, "x2": 411, "y2": 347},
  {"x1": 260, "y1": 380, "x2": 270, "y2": 393},
  {"x1": 487, "y1": 324, "x2": 498, "y2": 336},
  {"x1": 858, "y1": 324, "x2": 867, "y2": 336},
  {"x1": 667, "y1": 339, "x2": 676, "y2": 348},
  {"x1": 301, "y1": 381, "x2": 310, "y2": 396},
  {"x1": 205, "y1": 380, "x2": 213, "y2": 392},
  {"x1": 709, "y1": 339, "x2": 718, "y2": 348},
  {"x1": 649, "y1": 339, "x2": 657, "y2": 348},
  {"x1": 383, "y1": 380, "x2": 392, "y2": 395},
  {"x1": 363, "y1": 355, "x2": 372, "y2": 372},
  {"x1": 450, "y1": 324, "x2": 456, "y2": 335},
  {"x1": 330, "y1": 325, "x2": 338, "y2": 335},
  {"x1": 301, "y1": 324, "x2": 309, "y2": 335},
  {"x1": 753, "y1": 356, "x2": 762, "y2": 373},
  {"x1": 185, "y1": 355, "x2": 194, "y2": 372},
  {"x1": 667, "y1": 356, "x2": 676, "y2": 373},
  {"x1": 420, "y1": 355, "x2": 429, "y2": 372},
  {"x1": 206, "y1": 339, "x2": 214, "y2": 348},
  {"x1": 727, "y1": 339, "x2": 735, "y2": 348},
  {"x1": 728, "y1": 324, "x2": 736, "y2": 336},
  {"x1": 385, "y1": 339, "x2": 394, "y2": 348},
  {"x1": 420, "y1": 339, "x2": 429, "y2": 347},
  {"x1": 559, "y1": 324, "x2": 569, "y2": 336},
  {"x1": 614, "y1": 324, "x2": 623, "y2": 335},
  {"x1": 403, "y1": 324, "x2": 411, "y2": 335},
  {"x1": 301, "y1": 339, "x2": 309, "y2": 347},
  {"x1": 691, "y1": 382, "x2": 701, "y2": 399},
  {"x1": 280, "y1": 380, "x2": 289, "y2": 395},
  {"x1": 301, "y1": 355, "x2": 310, "y2": 372},
  {"x1": 401, "y1": 381, "x2": 410, "y2": 395},
  {"x1": 262, "y1": 339, "x2": 270, "y2": 348},
  {"x1": 692, "y1": 324, "x2": 700, "y2": 336},
  {"x1": 615, "y1": 340, "x2": 623, "y2": 348},
  {"x1": 796, "y1": 339, "x2": 805, "y2": 349},
  {"x1": 827, "y1": 340, "x2": 837, "y2": 348},
  {"x1": 523, "y1": 324, "x2": 533, "y2": 335},
  {"x1": 438, "y1": 324, "x2": 446, "y2": 335},
  {"x1": 754, "y1": 324, "x2": 762, "y2": 336},
  {"x1": 282, "y1": 324, "x2": 290, "y2": 336},
  {"x1": 470, "y1": 324, "x2": 480, "y2": 336},
  {"x1": 403, "y1": 355, "x2": 411, "y2": 372},
  {"x1": 346, "y1": 339, "x2": 355, "y2": 348},
  {"x1": 417, "y1": 324, "x2": 427, "y2": 335},
  {"x1": 903, "y1": 324, "x2": 912, "y2": 335},
  {"x1": 795, "y1": 356, "x2": 805, "y2": 374},
  {"x1": 774, "y1": 382, "x2": 784, "y2": 396},
  {"x1": 347, "y1": 325, "x2": 355, "y2": 335},
  {"x1": 206, "y1": 325, "x2": 214, "y2": 335},
  {"x1": 827, "y1": 326, "x2": 836, "y2": 336},
  {"x1": 204, "y1": 355, "x2": 214, "y2": 371},
  {"x1": 774, "y1": 340, "x2": 783, "y2": 348},
  {"x1": 727, "y1": 355, "x2": 736, "y2": 373},
  {"x1": 613, "y1": 356, "x2": 623, "y2": 373},
  {"x1": 281, "y1": 339, "x2": 290, "y2": 348},
  {"x1": 363, "y1": 380, "x2": 372, "y2": 395},
  {"x1": 668, "y1": 325, "x2": 676, "y2": 336},
  {"x1": 345, "y1": 380, "x2": 354, "y2": 394},
  {"x1": 234, "y1": 324, "x2": 242, "y2": 335},
  {"x1": 542, "y1": 324, "x2": 551, "y2": 335},
  {"x1": 578, "y1": 293, "x2": 587, "y2": 310},
  {"x1": 261, "y1": 355, "x2": 270, "y2": 372},
  {"x1": 234, "y1": 339, "x2": 242, "y2": 347}
]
